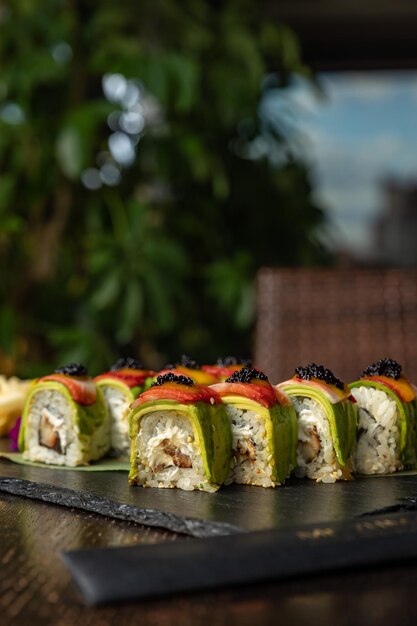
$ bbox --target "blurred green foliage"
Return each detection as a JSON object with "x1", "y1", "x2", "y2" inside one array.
[{"x1": 0, "y1": 0, "x2": 327, "y2": 376}]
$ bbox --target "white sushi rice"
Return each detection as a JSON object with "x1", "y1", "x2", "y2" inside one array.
[
  {"x1": 350, "y1": 386, "x2": 401, "y2": 474},
  {"x1": 225, "y1": 405, "x2": 277, "y2": 488},
  {"x1": 101, "y1": 385, "x2": 131, "y2": 458},
  {"x1": 292, "y1": 396, "x2": 344, "y2": 483},
  {"x1": 23, "y1": 389, "x2": 110, "y2": 466},
  {"x1": 135, "y1": 410, "x2": 217, "y2": 492}
]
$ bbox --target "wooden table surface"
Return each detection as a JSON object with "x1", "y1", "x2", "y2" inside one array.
[{"x1": 2, "y1": 466, "x2": 417, "y2": 625}]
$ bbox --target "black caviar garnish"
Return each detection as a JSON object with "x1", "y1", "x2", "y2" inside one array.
[
  {"x1": 225, "y1": 367, "x2": 268, "y2": 383},
  {"x1": 295, "y1": 363, "x2": 344, "y2": 390},
  {"x1": 165, "y1": 355, "x2": 201, "y2": 370},
  {"x1": 151, "y1": 372, "x2": 194, "y2": 387},
  {"x1": 54, "y1": 363, "x2": 88, "y2": 377},
  {"x1": 110, "y1": 357, "x2": 143, "y2": 371},
  {"x1": 362, "y1": 358, "x2": 402, "y2": 380},
  {"x1": 179, "y1": 354, "x2": 200, "y2": 369},
  {"x1": 216, "y1": 356, "x2": 253, "y2": 367}
]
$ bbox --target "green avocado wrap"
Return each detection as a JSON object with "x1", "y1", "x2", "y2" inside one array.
[
  {"x1": 128, "y1": 373, "x2": 231, "y2": 492},
  {"x1": 19, "y1": 366, "x2": 110, "y2": 467},
  {"x1": 94, "y1": 359, "x2": 154, "y2": 458},
  {"x1": 278, "y1": 364, "x2": 358, "y2": 483},
  {"x1": 211, "y1": 368, "x2": 298, "y2": 487},
  {"x1": 349, "y1": 358, "x2": 417, "y2": 474}
]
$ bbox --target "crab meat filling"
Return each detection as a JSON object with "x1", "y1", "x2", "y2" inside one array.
[
  {"x1": 39, "y1": 408, "x2": 66, "y2": 454},
  {"x1": 153, "y1": 438, "x2": 193, "y2": 471},
  {"x1": 299, "y1": 425, "x2": 321, "y2": 463}
]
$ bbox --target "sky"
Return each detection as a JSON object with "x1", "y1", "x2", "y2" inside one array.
[{"x1": 265, "y1": 71, "x2": 417, "y2": 257}]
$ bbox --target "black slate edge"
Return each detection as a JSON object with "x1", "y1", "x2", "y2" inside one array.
[
  {"x1": 359, "y1": 496, "x2": 417, "y2": 517},
  {"x1": 0, "y1": 477, "x2": 243, "y2": 538},
  {"x1": 62, "y1": 508, "x2": 417, "y2": 606}
]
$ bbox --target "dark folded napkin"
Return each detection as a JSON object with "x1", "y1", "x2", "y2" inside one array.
[{"x1": 63, "y1": 509, "x2": 417, "y2": 606}]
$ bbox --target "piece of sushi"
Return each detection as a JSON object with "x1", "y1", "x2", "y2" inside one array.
[
  {"x1": 278, "y1": 364, "x2": 357, "y2": 483},
  {"x1": 128, "y1": 372, "x2": 231, "y2": 492},
  {"x1": 158, "y1": 354, "x2": 219, "y2": 385},
  {"x1": 19, "y1": 363, "x2": 110, "y2": 466},
  {"x1": 94, "y1": 357, "x2": 154, "y2": 458},
  {"x1": 211, "y1": 368, "x2": 297, "y2": 487},
  {"x1": 202, "y1": 356, "x2": 253, "y2": 382},
  {"x1": 349, "y1": 358, "x2": 417, "y2": 475}
]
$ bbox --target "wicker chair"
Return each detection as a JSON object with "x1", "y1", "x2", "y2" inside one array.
[{"x1": 254, "y1": 268, "x2": 417, "y2": 384}]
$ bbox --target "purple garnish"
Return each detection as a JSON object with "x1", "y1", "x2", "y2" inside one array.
[{"x1": 9, "y1": 416, "x2": 21, "y2": 451}]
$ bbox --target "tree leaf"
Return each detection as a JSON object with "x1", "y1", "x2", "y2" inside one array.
[
  {"x1": 90, "y1": 271, "x2": 121, "y2": 310},
  {"x1": 116, "y1": 282, "x2": 143, "y2": 343},
  {"x1": 56, "y1": 127, "x2": 83, "y2": 179}
]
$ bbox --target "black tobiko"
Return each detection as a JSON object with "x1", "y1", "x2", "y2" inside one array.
[
  {"x1": 295, "y1": 363, "x2": 344, "y2": 390},
  {"x1": 110, "y1": 357, "x2": 143, "y2": 371},
  {"x1": 178, "y1": 354, "x2": 200, "y2": 369},
  {"x1": 225, "y1": 368, "x2": 268, "y2": 384},
  {"x1": 164, "y1": 355, "x2": 201, "y2": 370},
  {"x1": 54, "y1": 363, "x2": 88, "y2": 377},
  {"x1": 216, "y1": 356, "x2": 252, "y2": 367},
  {"x1": 362, "y1": 358, "x2": 402, "y2": 380},
  {"x1": 152, "y1": 372, "x2": 194, "y2": 387}
]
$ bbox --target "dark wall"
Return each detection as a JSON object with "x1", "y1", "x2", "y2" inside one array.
[{"x1": 265, "y1": 1, "x2": 417, "y2": 70}]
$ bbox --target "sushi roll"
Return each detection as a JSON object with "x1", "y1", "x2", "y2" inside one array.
[
  {"x1": 94, "y1": 357, "x2": 154, "y2": 458},
  {"x1": 158, "y1": 354, "x2": 219, "y2": 385},
  {"x1": 202, "y1": 356, "x2": 253, "y2": 382},
  {"x1": 278, "y1": 364, "x2": 357, "y2": 483},
  {"x1": 19, "y1": 363, "x2": 110, "y2": 466},
  {"x1": 129, "y1": 372, "x2": 231, "y2": 492},
  {"x1": 350, "y1": 358, "x2": 417, "y2": 474},
  {"x1": 211, "y1": 368, "x2": 297, "y2": 487}
]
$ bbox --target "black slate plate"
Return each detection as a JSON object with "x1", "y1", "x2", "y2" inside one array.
[{"x1": 1, "y1": 457, "x2": 417, "y2": 537}]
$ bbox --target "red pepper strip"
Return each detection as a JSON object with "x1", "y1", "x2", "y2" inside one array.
[
  {"x1": 211, "y1": 380, "x2": 290, "y2": 408},
  {"x1": 39, "y1": 374, "x2": 97, "y2": 406},
  {"x1": 201, "y1": 364, "x2": 247, "y2": 380},
  {"x1": 131, "y1": 382, "x2": 222, "y2": 409},
  {"x1": 157, "y1": 367, "x2": 218, "y2": 385},
  {"x1": 361, "y1": 375, "x2": 416, "y2": 403},
  {"x1": 94, "y1": 369, "x2": 153, "y2": 389},
  {"x1": 279, "y1": 377, "x2": 351, "y2": 404}
]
